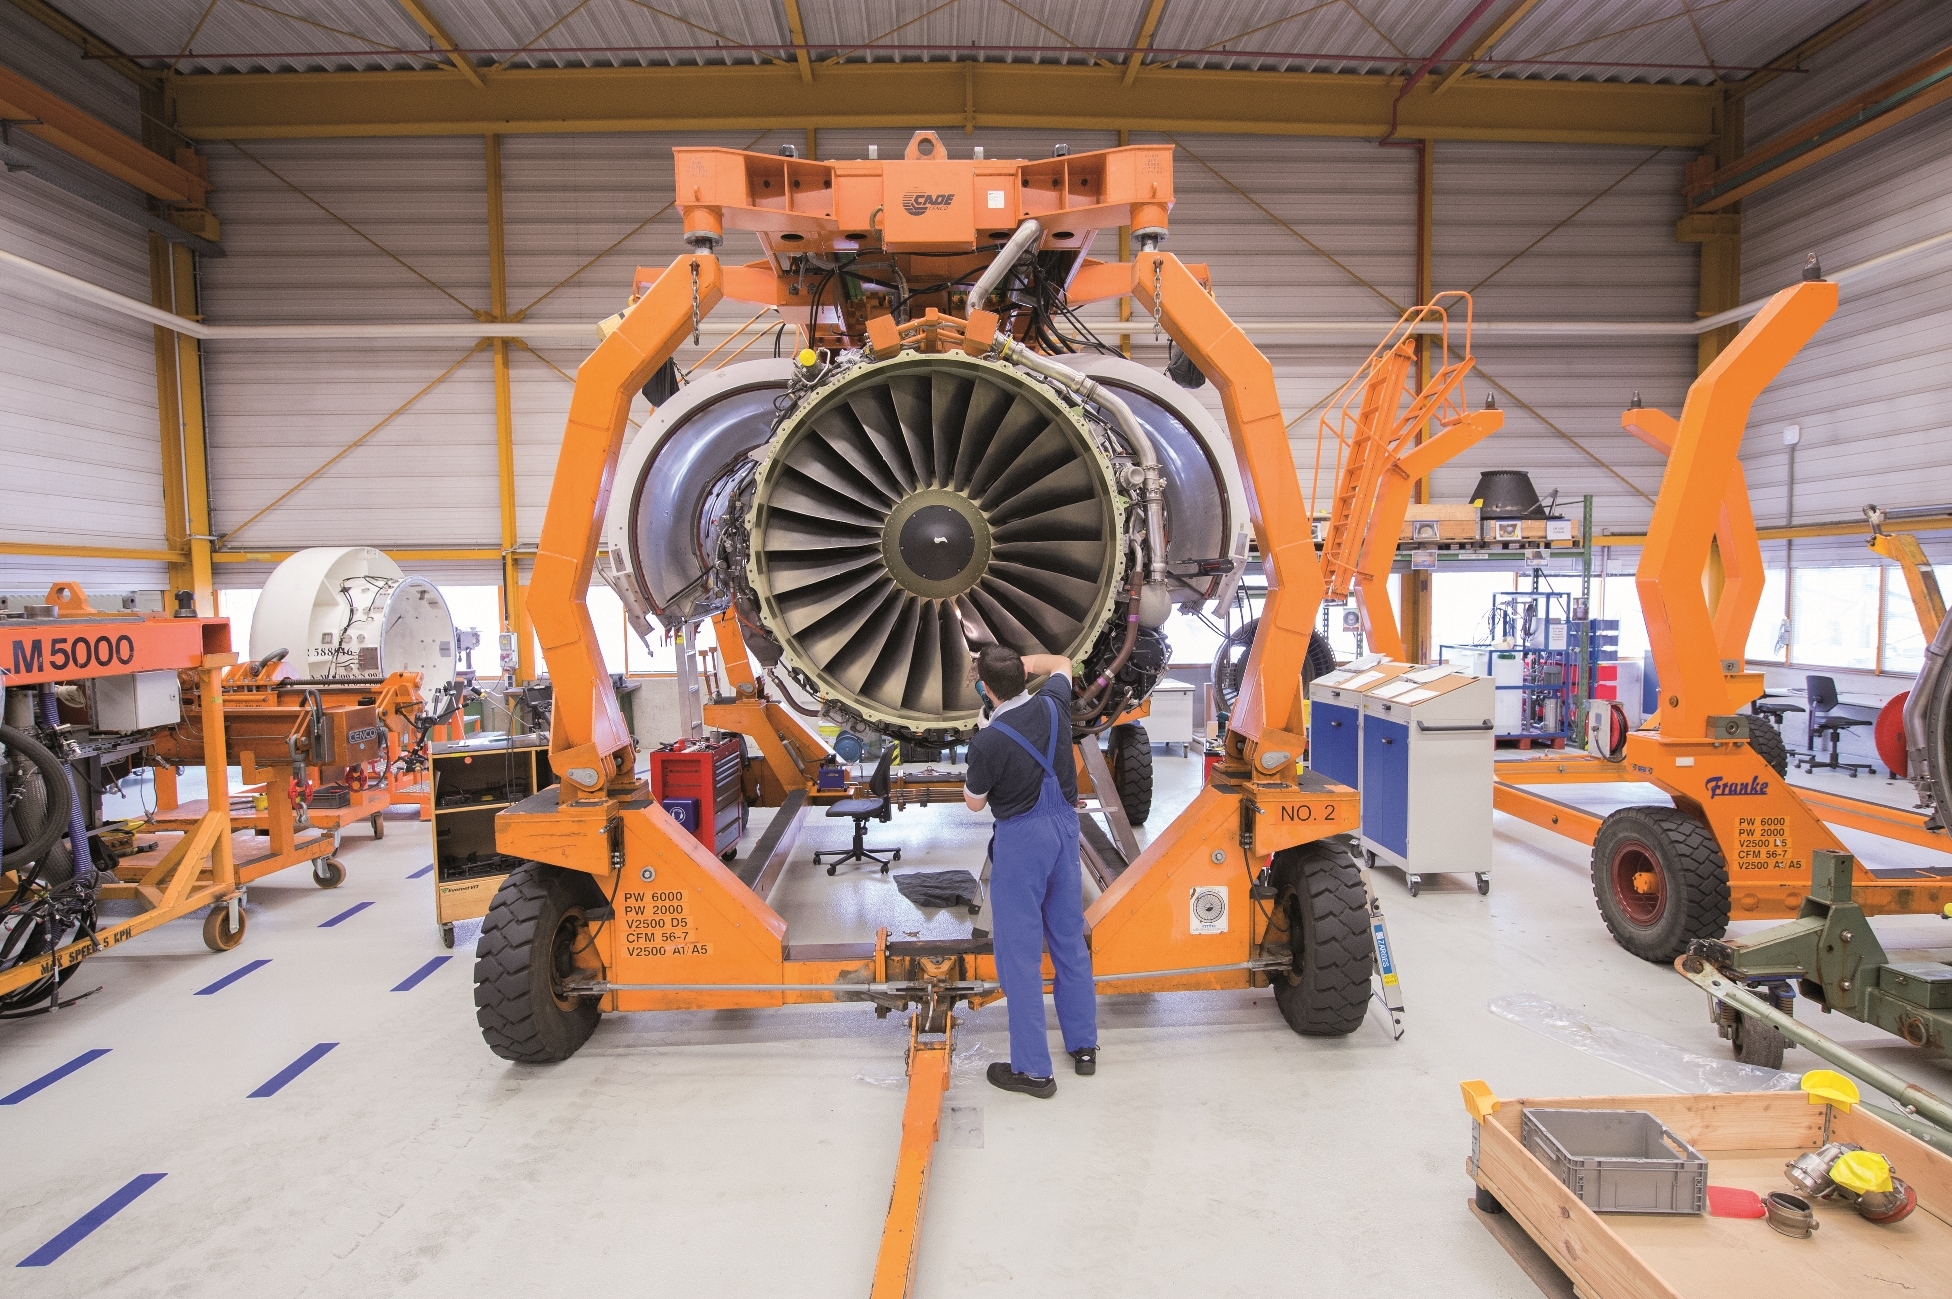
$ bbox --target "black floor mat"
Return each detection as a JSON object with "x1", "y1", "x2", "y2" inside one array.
[{"x1": 894, "y1": 869, "x2": 982, "y2": 909}]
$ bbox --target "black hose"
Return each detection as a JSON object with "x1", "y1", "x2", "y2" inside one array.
[{"x1": 2, "y1": 723, "x2": 72, "y2": 876}]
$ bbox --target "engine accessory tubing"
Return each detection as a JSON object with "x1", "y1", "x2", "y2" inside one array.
[
  {"x1": 38, "y1": 691, "x2": 95, "y2": 889},
  {"x1": 989, "y1": 334, "x2": 1170, "y2": 597},
  {"x1": 1, "y1": 721, "x2": 71, "y2": 876},
  {"x1": 967, "y1": 218, "x2": 1043, "y2": 313}
]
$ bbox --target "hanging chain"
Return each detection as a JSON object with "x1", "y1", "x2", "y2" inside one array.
[
  {"x1": 1150, "y1": 254, "x2": 1163, "y2": 342},
  {"x1": 689, "y1": 260, "x2": 702, "y2": 347}
]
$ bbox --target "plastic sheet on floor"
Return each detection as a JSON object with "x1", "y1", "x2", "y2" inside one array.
[
  {"x1": 854, "y1": 1038, "x2": 998, "y2": 1089},
  {"x1": 1488, "y1": 992, "x2": 1800, "y2": 1094}
]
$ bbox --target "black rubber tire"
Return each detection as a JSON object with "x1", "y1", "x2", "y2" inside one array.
[
  {"x1": 1474, "y1": 1185, "x2": 1504, "y2": 1214},
  {"x1": 1212, "y1": 622, "x2": 1336, "y2": 712},
  {"x1": 1732, "y1": 1013, "x2": 1787, "y2": 1069},
  {"x1": 1268, "y1": 838, "x2": 1374, "y2": 1036},
  {"x1": 474, "y1": 862, "x2": 602, "y2": 1063},
  {"x1": 1, "y1": 722, "x2": 72, "y2": 875},
  {"x1": 1748, "y1": 714, "x2": 1789, "y2": 778},
  {"x1": 1590, "y1": 806, "x2": 1730, "y2": 963},
  {"x1": 1303, "y1": 629, "x2": 1337, "y2": 691},
  {"x1": 1107, "y1": 723, "x2": 1153, "y2": 824}
]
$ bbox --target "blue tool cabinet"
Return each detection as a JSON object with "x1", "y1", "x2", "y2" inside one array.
[{"x1": 1309, "y1": 663, "x2": 1495, "y2": 897}]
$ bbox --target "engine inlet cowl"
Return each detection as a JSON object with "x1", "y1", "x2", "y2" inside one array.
[{"x1": 747, "y1": 351, "x2": 1124, "y2": 734}]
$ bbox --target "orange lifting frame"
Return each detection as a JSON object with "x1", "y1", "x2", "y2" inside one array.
[
  {"x1": 1495, "y1": 279, "x2": 1950, "y2": 916},
  {"x1": 500, "y1": 139, "x2": 1358, "y2": 1296},
  {"x1": 1310, "y1": 294, "x2": 1503, "y2": 661}
]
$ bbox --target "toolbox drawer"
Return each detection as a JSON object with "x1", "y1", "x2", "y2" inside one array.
[{"x1": 1880, "y1": 962, "x2": 1952, "y2": 1009}]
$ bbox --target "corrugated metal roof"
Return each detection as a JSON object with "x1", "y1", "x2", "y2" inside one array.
[{"x1": 44, "y1": 0, "x2": 1870, "y2": 85}]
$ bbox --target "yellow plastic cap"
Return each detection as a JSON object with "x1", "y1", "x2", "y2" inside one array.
[
  {"x1": 1831, "y1": 1149, "x2": 1894, "y2": 1195},
  {"x1": 1941, "y1": 903, "x2": 1952, "y2": 919},
  {"x1": 1460, "y1": 1079, "x2": 1500, "y2": 1124},
  {"x1": 1800, "y1": 1068, "x2": 1860, "y2": 1112},
  {"x1": 796, "y1": 348, "x2": 818, "y2": 367}
]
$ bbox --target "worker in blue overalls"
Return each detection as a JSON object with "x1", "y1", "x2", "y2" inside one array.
[{"x1": 963, "y1": 645, "x2": 1098, "y2": 1097}]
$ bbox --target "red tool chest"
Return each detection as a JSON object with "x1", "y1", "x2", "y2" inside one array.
[{"x1": 648, "y1": 735, "x2": 746, "y2": 859}]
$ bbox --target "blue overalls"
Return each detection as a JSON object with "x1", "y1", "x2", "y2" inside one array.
[{"x1": 987, "y1": 696, "x2": 1098, "y2": 1078}]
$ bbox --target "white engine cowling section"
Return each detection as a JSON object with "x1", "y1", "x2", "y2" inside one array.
[{"x1": 250, "y1": 546, "x2": 457, "y2": 700}]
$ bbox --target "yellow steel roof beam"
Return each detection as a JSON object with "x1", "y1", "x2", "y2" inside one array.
[
  {"x1": 391, "y1": 0, "x2": 487, "y2": 90},
  {"x1": 781, "y1": 0, "x2": 812, "y2": 83},
  {"x1": 1124, "y1": 0, "x2": 1169, "y2": 87},
  {"x1": 1432, "y1": 0, "x2": 1544, "y2": 95},
  {"x1": 169, "y1": 62, "x2": 1715, "y2": 146}
]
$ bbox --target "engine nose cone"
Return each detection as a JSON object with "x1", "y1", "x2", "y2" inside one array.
[
  {"x1": 901, "y1": 505, "x2": 974, "y2": 580},
  {"x1": 884, "y1": 491, "x2": 989, "y2": 598}
]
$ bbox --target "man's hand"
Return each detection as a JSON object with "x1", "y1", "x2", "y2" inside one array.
[{"x1": 1021, "y1": 653, "x2": 1072, "y2": 678}]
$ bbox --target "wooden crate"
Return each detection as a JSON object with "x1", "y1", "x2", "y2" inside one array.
[
  {"x1": 1403, "y1": 503, "x2": 1480, "y2": 542},
  {"x1": 1467, "y1": 1087, "x2": 1952, "y2": 1298}
]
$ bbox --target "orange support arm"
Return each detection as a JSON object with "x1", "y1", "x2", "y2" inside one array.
[
  {"x1": 1622, "y1": 407, "x2": 1764, "y2": 675},
  {"x1": 533, "y1": 255, "x2": 726, "y2": 795},
  {"x1": 1638, "y1": 280, "x2": 1835, "y2": 738},
  {"x1": 1352, "y1": 407, "x2": 1503, "y2": 661},
  {"x1": 1135, "y1": 251, "x2": 1320, "y2": 754}
]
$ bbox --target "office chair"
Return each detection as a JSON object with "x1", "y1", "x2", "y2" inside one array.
[
  {"x1": 818, "y1": 745, "x2": 902, "y2": 874},
  {"x1": 1802, "y1": 675, "x2": 1877, "y2": 776},
  {"x1": 1750, "y1": 694, "x2": 1806, "y2": 759}
]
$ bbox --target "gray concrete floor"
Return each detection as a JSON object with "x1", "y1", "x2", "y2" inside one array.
[{"x1": 4, "y1": 754, "x2": 1949, "y2": 1296}]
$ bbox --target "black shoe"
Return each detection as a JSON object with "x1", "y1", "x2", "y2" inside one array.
[
  {"x1": 1070, "y1": 1048, "x2": 1097, "y2": 1077},
  {"x1": 987, "y1": 1062, "x2": 1056, "y2": 1098}
]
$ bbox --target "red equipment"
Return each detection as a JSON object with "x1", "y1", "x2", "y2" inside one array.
[{"x1": 647, "y1": 737, "x2": 745, "y2": 859}]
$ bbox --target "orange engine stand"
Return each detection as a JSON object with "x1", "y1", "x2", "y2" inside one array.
[{"x1": 485, "y1": 136, "x2": 1370, "y2": 1297}]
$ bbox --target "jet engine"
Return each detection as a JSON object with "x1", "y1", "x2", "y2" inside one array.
[{"x1": 602, "y1": 347, "x2": 1245, "y2": 746}]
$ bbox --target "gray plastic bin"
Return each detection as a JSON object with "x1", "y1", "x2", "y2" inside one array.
[{"x1": 1520, "y1": 1108, "x2": 1706, "y2": 1215}]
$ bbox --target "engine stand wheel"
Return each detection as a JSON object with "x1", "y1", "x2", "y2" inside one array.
[
  {"x1": 202, "y1": 903, "x2": 246, "y2": 952},
  {"x1": 1590, "y1": 805, "x2": 1730, "y2": 962},
  {"x1": 1731, "y1": 1012, "x2": 1788, "y2": 1069},
  {"x1": 1107, "y1": 723, "x2": 1154, "y2": 825},
  {"x1": 440, "y1": 923, "x2": 455, "y2": 950},
  {"x1": 1747, "y1": 714, "x2": 1789, "y2": 778},
  {"x1": 473, "y1": 863, "x2": 602, "y2": 1062},
  {"x1": 1267, "y1": 838, "x2": 1374, "y2": 1036},
  {"x1": 313, "y1": 856, "x2": 346, "y2": 889},
  {"x1": 370, "y1": 813, "x2": 385, "y2": 839}
]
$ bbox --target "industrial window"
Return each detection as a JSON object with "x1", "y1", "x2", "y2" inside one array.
[
  {"x1": 1882, "y1": 573, "x2": 1927, "y2": 674},
  {"x1": 1790, "y1": 566, "x2": 1878, "y2": 670},
  {"x1": 1745, "y1": 569, "x2": 1788, "y2": 663}
]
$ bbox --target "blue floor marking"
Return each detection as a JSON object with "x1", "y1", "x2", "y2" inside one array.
[
  {"x1": 318, "y1": 900, "x2": 375, "y2": 928},
  {"x1": 194, "y1": 959, "x2": 271, "y2": 996},
  {"x1": 248, "y1": 1043, "x2": 338, "y2": 1098},
  {"x1": 17, "y1": 1173, "x2": 167, "y2": 1266},
  {"x1": 406, "y1": 863, "x2": 434, "y2": 879},
  {"x1": 391, "y1": 955, "x2": 452, "y2": 991},
  {"x1": 1, "y1": 1050, "x2": 111, "y2": 1105}
]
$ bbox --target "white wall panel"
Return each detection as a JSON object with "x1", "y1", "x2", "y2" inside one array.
[
  {"x1": 1432, "y1": 143, "x2": 1697, "y2": 535},
  {"x1": 200, "y1": 137, "x2": 499, "y2": 567},
  {"x1": 0, "y1": 7, "x2": 165, "y2": 590},
  {"x1": 1741, "y1": 6, "x2": 1952, "y2": 570}
]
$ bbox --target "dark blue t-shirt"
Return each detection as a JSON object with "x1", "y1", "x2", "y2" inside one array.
[{"x1": 965, "y1": 673, "x2": 1077, "y2": 821}]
